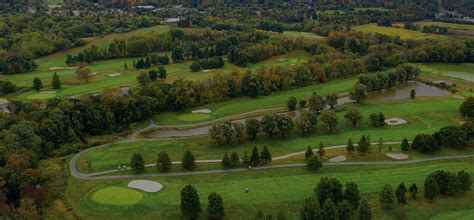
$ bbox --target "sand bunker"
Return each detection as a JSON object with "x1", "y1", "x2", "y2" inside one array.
[
  {"x1": 329, "y1": 155, "x2": 346, "y2": 163},
  {"x1": 128, "y1": 180, "x2": 163, "y2": 193},
  {"x1": 192, "y1": 109, "x2": 212, "y2": 114},
  {"x1": 202, "y1": 69, "x2": 212, "y2": 73},
  {"x1": 277, "y1": 58, "x2": 287, "y2": 62},
  {"x1": 386, "y1": 153, "x2": 409, "y2": 160},
  {"x1": 385, "y1": 118, "x2": 407, "y2": 126},
  {"x1": 109, "y1": 73, "x2": 121, "y2": 77},
  {"x1": 49, "y1": 67, "x2": 65, "y2": 70}
]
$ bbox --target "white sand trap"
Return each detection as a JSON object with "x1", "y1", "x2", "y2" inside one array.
[
  {"x1": 91, "y1": 72, "x2": 98, "y2": 75},
  {"x1": 277, "y1": 58, "x2": 287, "y2": 62},
  {"x1": 385, "y1": 118, "x2": 407, "y2": 126},
  {"x1": 128, "y1": 180, "x2": 163, "y2": 193},
  {"x1": 109, "y1": 73, "x2": 121, "y2": 77},
  {"x1": 386, "y1": 153, "x2": 409, "y2": 160},
  {"x1": 192, "y1": 109, "x2": 212, "y2": 114},
  {"x1": 49, "y1": 67, "x2": 65, "y2": 70},
  {"x1": 202, "y1": 69, "x2": 212, "y2": 73},
  {"x1": 329, "y1": 155, "x2": 346, "y2": 162}
]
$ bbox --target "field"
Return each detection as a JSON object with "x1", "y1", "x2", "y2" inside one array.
[
  {"x1": 77, "y1": 98, "x2": 462, "y2": 173},
  {"x1": 352, "y1": 24, "x2": 446, "y2": 39},
  {"x1": 415, "y1": 21, "x2": 474, "y2": 31},
  {"x1": 67, "y1": 159, "x2": 474, "y2": 219}
]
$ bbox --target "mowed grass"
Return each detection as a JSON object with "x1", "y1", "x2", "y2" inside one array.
[
  {"x1": 153, "y1": 77, "x2": 357, "y2": 125},
  {"x1": 67, "y1": 159, "x2": 474, "y2": 219},
  {"x1": 415, "y1": 21, "x2": 474, "y2": 31},
  {"x1": 430, "y1": 209, "x2": 474, "y2": 220},
  {"x1": 91, "y1": 187, "x2": 143, "y2": 206},
  {"x1": 77, "y1": 98, "x2": 463, "y2": 173},
  {"x1": 417, "y1": 63, "x2": 474, "y2": 97},
  {"x1": 352, "y1": 24, "x2": 445, "y2": 39},
  {"x1": 282, "y1": 31, "x2": 326, "y2": 40}
]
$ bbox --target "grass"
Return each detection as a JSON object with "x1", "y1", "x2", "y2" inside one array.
[
  {"x1": 77, "y1": 98, "x2": 463, "y2": 173},
  {"x1": 153, "y1": 77, "x2": 357, "y2": 125},
  {"x1": 430, "y1": 209, "x2": 474, "y2": 220},
  {"x1": 415, "y1": 21, "x2": 474, "y2": 31},
  {"x1": 177, "y1": 113, "x2": 212, "y2": 122},
  {"x1": 352, "y1": 24, "x2": 445, "y2": 39},
  {"x1": 416, "y1": 63, "x2": 474, "y2": 97},
  {"x1": 91, "y1": 187, "x2": 143, "y2": 206},
  {"x1": 67, "y1": 158, "x2": 474, "y2": 219},
  {"x1": 282, "y1": 31, "x2": 326, "y2": 40}
]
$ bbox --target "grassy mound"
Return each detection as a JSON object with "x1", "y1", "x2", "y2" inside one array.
[{"x1": 92, "y1": 187, "x2": 143, "y2": 206}]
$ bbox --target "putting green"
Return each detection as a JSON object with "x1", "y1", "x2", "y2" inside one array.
[
  {"x1": 177, "y1": 113, "x2": 211, "y2": 122},
  {"x1": 91, "y1": 187, "x2": 143, "y2": 206},
  {"x1": 27, "y1": 93, "x2": 57, "y2": 100}
]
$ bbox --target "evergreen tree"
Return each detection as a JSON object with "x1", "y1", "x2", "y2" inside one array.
[
  {"x1": 424, "y1": 176, "x2": 439, "y2": 201},
  {"x1": 130, "y1": 153, "x2": 145, "y2": 174},
  {"x1": 242, "y1": 151, "x2": 250, "y2": 166},
  {"x1": 314, "y1": 177, "x2": 344, "y2": 204},
  {"x1": 180, "y1": 185, "x2": 202, "y2": 219},
  {"x1": 230, "y1": 151, "x2": 239, "y2": 168},
  {"x1": 306, "y1": 155, "x2": 323, "y2": 171},
  {"x1": 182, "y1": 151, "x2": 196, "y2": 171},
  {"x1": 401, "y1": 138, "x2": 410, "y2": 151},
  {"x1": 124, "y1": 62, "x2": 128, "y2": 70},
  {"x1": 32, "y1": 77, "x2": 42, "y2": 91},
  {"x1": 379, "y1": 184, "x2": 395, "y2": 209},
  {"x1": 357, "y1": 199, "x2": 372, "y2": 220},
  {"x1": 305, "y1": 145, "x2": 313, "y2": 159},
  {"x1": 207, "y1": 192, "x2": 225, "y2": 220},
  {"x1": 317, "y1": 142, "x2": 325, "y2": 158},
  {"x1": 357, "y1": 135, "x2": 371, "y2": 153},
  {"x1": 458, "y1": 170, "x2": 472, "y2": 193},
  {"x1": 395, "y1": 183, "x2": 407, "y2": 205},
  {"x1": 287, "y1": 96, "x2": 297, "y2": 111},
  {"x1": 157, "y1": 151, "x2": 171, "y2": 173},
  {"x1": 344, "y1": 181, "x2": 361, "y2": 208},
  {"x1": 410, "y1": 89, "x2": 416, "y2": 99},
  {"x1": 321, "y1": 199, "x2": 338, "y2": 220},
  {"x1": 250, "y1": 146, "x2": 260, "y2": 166},
  {"x1": 337, "y1": 200, "x2": 353, "y2": 220},
  {"x1": 52, "y1": 72, "x2": 61, "y2": 89},
  {"x1": 260, "y1": 146, "x2": 272, "y2": 163},
  {"x1": 346, "y1": 138, "x2": 355, "y2": 153},
  {"x1": 408, "y1": 183, "x2": 418, "y2": 200},
  {"x1": 221, "y1": 153, "x2": 231, "y2": 169},
  {"x1": 299, "y1": 197, "x2": 322, "y2": 220}
]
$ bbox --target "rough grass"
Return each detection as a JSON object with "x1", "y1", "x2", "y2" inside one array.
[
  {"x1": 352, "y1": 24, "x2": 445, "y2": 39},
  {"x1": 67, "y1": 159, "x2": 474, "y2": 219},
  {"x1": 415, "y1": 21, "x2": 474, "y2": 31},
  {"x1": 91, "y1": 186, "x2": 143, "y2": 206},
  {"x1": 78, "y1": 98, "x2": 463, "y2": 173},
  {"x1": 416, "y1": 63, "x2": 474, "y2": 97}
]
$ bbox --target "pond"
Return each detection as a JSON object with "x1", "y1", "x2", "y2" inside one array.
[{"x1": 367, "y1": 81, "x2": 451, "y2": 102}]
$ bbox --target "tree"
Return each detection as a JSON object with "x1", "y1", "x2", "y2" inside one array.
[
  {"x1": 395, "y1": 183, "x2": 407, "y2": 205},
  {"x1": 76, "y1": 66, "x2": 92, "y2": 83},
  {"x1": 52, "y1": 72, "x2": 61, "y2": 89},
  {"x1": 379, "y1": 184, "x2": 395, "y2": 209},
  {"x1": 357, "y1": 199, "x2": 372, "y2": 220},
  {"x1": 357, "y1": 135, "x2": 371, "y2": 153},
  {"x1": 190, "y1": 61, "x2": 201, "y2": 72},
  {"x1": 180, "y1": 185, "x2": 202, "y2": 219},
  {"x1": 424, "y1": 175, "x2": 439, "y2": 201},
  {"x1": 305, "y1": 145, "x2": 313, "y2": 159},
  {"x1": 182, "y1": 151, "x2": 196, "y2": 171},
  {"x1": 433, "y1": 126, "x2": 469, "y2": 148},
  {"x1": 459, "y1": 97, "x2": 474, "y2": 119},
  {"x1": 130, "y1": 153, "x2": 145, "y2": 174},
  {"x1": 250, "y1": 146, "x2": 260, "y2": 166},
  {"x1": 260, "y1": 146, "x2": 272, "y2": 164},
  {"x1": 233, "y1": 122, "x2": 246, "y2": 143},
  {"x1": 32, "y1": 77, "x2": 42, "y2": 91},
  {"x1": 401, "y1": 138, "x2": 410, "y2": 151},
  {"x1": 17, "y1": 198, "x2": 39, "y2": 220},
  {"x1": 410, "y1": 89, "x2": 416, "y2": 99},
  {"x1": 245, "y1": 118, "x2": 260, "y2": 140},
  {"x1": 157, "y1": 66, "x2": 167, "y2": 80},
  {"x1": 346, "y1": 139, "x2": 355, "y2": 153},
  {"x1": 124, "y1": 62, "x2": 128, "y2": 70},
  {"x1": 306, "y1": 155, "x2": 323, "y2": 171},
  {"x1": 337, "y1": 200, "x2": 353, "y2": 220},
  {"x1": 308, "y1": 93, "x2": 326, "y2": 113},
  {"x1": 287, "y1": 96, "x2": 297, "y2": 111},
  {"x1": 411, "y1": 134, "x2": 439, "y2": 153},
  {"x1": 458, "y1": 170, "x2": 472, "y2": 192},
  {"x1": 137, "y1": 69, "x2": 151, "y2": 85},
  {"x1": 344, "y1": 181, "x2": 361, "y2": 208},
  {"x1": 326, "y1": 94, "x2": 338, "y2": 109},
  {"x1": 299, "y1": 100, "x2": 307, "y2": 108},
  {"x1": 317, "y1": 142, "x2": 325, "y2": 158},
  {"x1": 296, "y1": 112, "x2": 318, "y2": 136},
  {"x1": 408, "y1": 183, "x2": 418, "y2": 200},
  {"x1": 344, "y1": 107, "x2": 363, "y2": 127},
  {"x1": 221, "y1": 153, "x2": 231, "y2": 169},
  {"x1": 300, "y1": 197, "x2": 322, "y2": 220},
  {"x1": 207, "y1": 192, "x2": 225, "y2": 220},
  {"x1": 320, "y1": 110, "x2": 338, "y2": 132},
  {"x1": 349, "y1": 83, "x2": 368, "y2": 103},
  {"x1": 314, "y1": 177, "x2": 344, "y2": 204},
  {"x1": 321, "y1": 199, "x2": 338, "y2": 220},
  {"x1": 172, "y1": 47, "x2": 185, "y2": 63},
  {"x1": 230, "y1": 151, "x2": 239, "y2": 168},
  {"x1": 157, "y1": 151, "x2": 171, "y2": 173}
]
